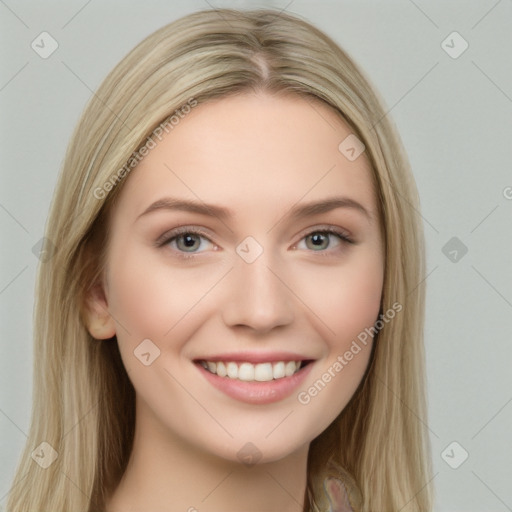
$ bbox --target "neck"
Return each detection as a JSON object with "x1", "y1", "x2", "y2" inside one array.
[{"x1": 105, "y1": 397, "x2": 309, "y2": 512}]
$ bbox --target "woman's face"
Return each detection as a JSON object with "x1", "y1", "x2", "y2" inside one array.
[{"x1": 93, "y1": 91, "x2": 384, "y2": 463}]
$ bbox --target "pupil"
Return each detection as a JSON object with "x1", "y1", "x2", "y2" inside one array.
[
  {"x1": 310, "y1": 233, "x2": 328, "y2": 249},
  {"x1": 182, "y1": 234, "x2": 198, "y2": 249},
  {"x1": 312, "y1": 234, "x2": 324, "y2": 245}
]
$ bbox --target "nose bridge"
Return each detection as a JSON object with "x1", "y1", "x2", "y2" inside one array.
[{"x1": 221, "y1": 242, "x2": 294, "y2": 332}]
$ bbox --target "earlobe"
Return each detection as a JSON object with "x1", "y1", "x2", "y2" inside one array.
[
  {"x1": 87, "y1": 315, "x2": 117, "y2": 340},
  {"x1": 83, "y1": 280, "x2": 117, "y2": 340}
]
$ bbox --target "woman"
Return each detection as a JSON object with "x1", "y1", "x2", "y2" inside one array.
[{"x1": 6, "y1": 8, "x2": 432, "y2": 512}]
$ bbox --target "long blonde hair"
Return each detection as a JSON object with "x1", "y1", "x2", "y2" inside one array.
[{"x1": 6, "y1": 8, "x2": 432, "y2": 511}]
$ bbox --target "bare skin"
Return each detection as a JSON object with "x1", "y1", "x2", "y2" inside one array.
[{"x1": 85, "y1": 91, "x2": 384, "y2": 512}]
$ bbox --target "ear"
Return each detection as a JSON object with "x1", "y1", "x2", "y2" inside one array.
[{"x1": 83, "y1": 278, "x2": 117, "y2": 340}]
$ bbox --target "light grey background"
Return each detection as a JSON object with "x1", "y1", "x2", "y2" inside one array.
[{"x1": 1, "y1": 1, "x2": 511, "y2": 510}]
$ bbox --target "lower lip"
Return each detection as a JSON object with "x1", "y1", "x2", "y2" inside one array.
[{"x1": 195, "y1": 362, "x2": 314, "y2": 405}]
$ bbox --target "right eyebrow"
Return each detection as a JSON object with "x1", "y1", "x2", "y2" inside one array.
[{"x1": 136, "y1": 197, "x2": 233, "y2": 223}]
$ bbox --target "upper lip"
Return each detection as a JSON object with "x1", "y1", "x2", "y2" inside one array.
[{"x1": 194, "y1": 351, "x2": 314, "y2": 364}]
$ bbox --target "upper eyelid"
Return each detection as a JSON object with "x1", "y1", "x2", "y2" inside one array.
[{"x1": 155, "y1": 226, "x2": 212, "y2": 246}]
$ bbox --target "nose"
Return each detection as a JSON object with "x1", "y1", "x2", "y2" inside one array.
[{"x1": 221, "y1": 252, "x2": 295, "y2": 334}]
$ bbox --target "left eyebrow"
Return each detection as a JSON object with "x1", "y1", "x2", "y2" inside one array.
[
  {"x1": 135, "y1": 195, "x2": 373, "y2": 224},
  {"x1": 287, "y1": 196, "x2": 373, "y2": 223}
]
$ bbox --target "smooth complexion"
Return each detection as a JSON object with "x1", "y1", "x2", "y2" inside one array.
[{"x1": 86, "y1": 91, "x2": 384, "y2": 512}]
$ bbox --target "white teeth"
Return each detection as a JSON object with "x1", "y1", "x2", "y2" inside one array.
[
  {"x1": 254, "y1": 363, "x2": 273, "y2": 381},
  {"x1": 238, "y1": 362, "x2": 255, "y2": 381},
  {"x1": 226, "y1": 362, "x2": 238, "y2": 378},
  {"x1": 273, "y1": 361, "x2": 285, "y2": 379},
  {"x1": 285, "y1": 361, "x2": 297, "y2": 377},
  {"x1": 216, "y1": 361, "x2": 227, "y2": 377},
  {"x1": 201, "y1": 360, "x2": 304, "y2": 381}
]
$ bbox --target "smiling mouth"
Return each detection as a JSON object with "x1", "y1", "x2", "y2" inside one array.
[{"x1": 196, "y1": 360, "x2": 313, "y2": 382}]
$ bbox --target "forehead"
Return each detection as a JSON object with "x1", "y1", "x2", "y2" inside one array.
[{"x1": 112, "y1": 91, "x2": 376, "y2": 222}]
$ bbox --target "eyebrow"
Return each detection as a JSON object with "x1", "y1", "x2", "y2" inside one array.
[{"x1": 136, "y1": 195, "x2": 373, "y2": 224}]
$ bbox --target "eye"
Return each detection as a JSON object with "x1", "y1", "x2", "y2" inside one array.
[
  {"x1": 156, "y1": 227, "x2": 216, "y2": 258},
  {"x1": 156, "y1": 225, "x2": 354, "y2": 259},
  {"x1": 295, "y1": 228, "x2": 353, "y2": 253}
]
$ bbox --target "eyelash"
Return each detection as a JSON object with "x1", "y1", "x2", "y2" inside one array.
[{"x1": 156, "y1": 226, "x2": 354, "y2": 260}]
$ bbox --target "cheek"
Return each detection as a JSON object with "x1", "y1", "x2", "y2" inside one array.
[
  {"x1": 330, "y1": 259, "x2": 383, "y2": 338},
  {"x1": 106, "y1": 246, "x2": 230, "y2": 343},
  {"x1": 104, "y1": 249, "x2": 230, "y2": 407},
  {"x1": 293, "y1": 248, "x2": 384, "y2": 342},
  {"x1": 291, "y1": 250, "x2": 383, "y2": 421}
]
